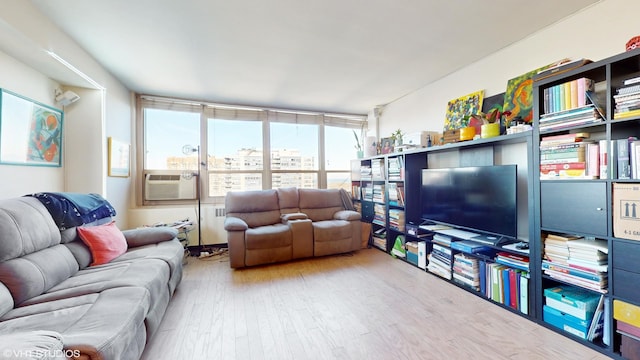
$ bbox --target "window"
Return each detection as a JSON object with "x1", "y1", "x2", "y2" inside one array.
[
  {"x1": 270, "y1": 121, "x2": 319, "y2": 189},
  {"x1": 207, "y1": 118, "x2": 263, "y2": 197},
  {"x1": 143, "y1": 108, "x2": 200, "y2": 171},
  {"x1": 324, "y1": 125, "x2": 357, "y2": 192},
  {"x1": 138, "y1": 95, "x2": 366, "y2": 204}
]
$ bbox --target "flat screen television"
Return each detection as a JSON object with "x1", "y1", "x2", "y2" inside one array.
[{"x1": 420, "y1": 165, "x2": 517, "y2": 239}]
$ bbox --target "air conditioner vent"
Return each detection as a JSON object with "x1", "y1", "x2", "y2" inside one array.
[{"x1": 144, "y1": 173, "x2": 196, "y2": 201}]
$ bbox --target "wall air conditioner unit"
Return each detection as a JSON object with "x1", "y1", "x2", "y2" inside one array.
[{"x1": 144, "y1": 174, "x2": 196, "y2": 201}]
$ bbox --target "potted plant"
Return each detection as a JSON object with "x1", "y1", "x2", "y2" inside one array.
[
  {"x1": 470, "y1": 108, "x2": 511, "y2": 138},
  {"x1": 353, "y1": 130, "x2": 364, "y2": 158},
  {"x1": 390, "y1": 129, "x2": 404, "y2": 147}
]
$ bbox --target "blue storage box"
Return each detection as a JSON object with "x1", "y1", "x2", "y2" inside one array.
[
  {"x1": 407, "y1": 251, "x2": 418, "y2": 266},
  {"x1": 543, "y1": 305, "x2": 591, "y2": 339},
  {"x1": 544, "y1": 285, "x2": 600, "y2": 320}
]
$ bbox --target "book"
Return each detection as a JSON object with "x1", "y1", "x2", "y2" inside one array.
[
  {"x1": 586, "y1": 142, "x2": 600, "y2": 178},
  {"x1": 533, "y1": 58, "x2": 592, "y2": 82},
  {"x1": 540, "y1": 132, "x2": 590, "y2": 146},
  {"x1": 519, "y1": 275, "x2": 529, "y2": 315},
  {"x1": 599, "y1": 139, "x2": 608, "y2": 179}
]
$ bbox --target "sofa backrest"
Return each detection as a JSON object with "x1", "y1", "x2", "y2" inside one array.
[
  {"x1": 0, "y1": 198, "x2": 79, "y2": 307},
  {"x1": 277, "y1": 187, "x2": 300, "y2": 214},
  {"x1": 298, "y1": 189, "x2": 344, "y2": 221},
  {"x1": 225, "y1": 189, "x2": 281, "y2": 228}
]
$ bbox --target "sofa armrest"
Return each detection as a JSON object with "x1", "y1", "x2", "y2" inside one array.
[
  {"x1": 280, "y1": 212, "x2": 308, "y2": 223},
  {"x1": 224, "y1": 217, "x2": 248, "y2": 231},
  {"x1": 334, "y1": 210, "x2": 361, "y2": 221},
  {"x1": 122, "y1": 227, "x2": 178, "y2": 248}
]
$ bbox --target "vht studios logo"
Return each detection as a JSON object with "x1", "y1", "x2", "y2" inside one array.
[{"x1": 620, "y1": 199, "x2": 640, "y2": 220}]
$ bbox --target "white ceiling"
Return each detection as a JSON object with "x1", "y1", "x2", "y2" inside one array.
[{"x1": 30, "y1": 0, "x2": 600, "y2": 115}]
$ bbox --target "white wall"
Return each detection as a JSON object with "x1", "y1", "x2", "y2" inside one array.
[
  {"x1": 378, "y1": 0, "x2": 640, "y2": 137},
  {"x1": 0, "y1": 50, "x2": 64, "y2": 195},
  {"x1": 0, "y1": 1, "x2": 133, "y2": 227}
]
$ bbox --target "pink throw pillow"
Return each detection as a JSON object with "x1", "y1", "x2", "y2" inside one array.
[{"x1": 77, "y1": 221, "x2": 128, "y2": 266}]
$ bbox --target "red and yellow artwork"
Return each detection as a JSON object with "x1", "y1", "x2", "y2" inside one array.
[{"x1": 503, "y1": 62, "x2": 557, "y2": 127}]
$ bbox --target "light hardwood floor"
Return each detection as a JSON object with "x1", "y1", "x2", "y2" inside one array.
[{"x1": 141, "y1": 248, "x2": 612, "y2": 360}]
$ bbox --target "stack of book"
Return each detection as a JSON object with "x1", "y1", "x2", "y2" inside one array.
[
  {"x1": 539, "y1": 132, "x2": 598, "y2": 179},
  {"x1": 428, "y1": 242, "x2": 452, "y2": 280},
  {"x1": 371, "y1": 159, "x2": 385, "y2": 180},
  {"x1": 360, "y1": 164, "x2": 372, "y2": 180},
  {"x1": 372, "y1": 228, "x2": 386, "y2": 250},
  {"x1": 373, "y1": 204, "x2": 385, "y2": 226},
  {"x1": 388, "y1": 209, "x2": 405, "y2": 232},
  {"x1": 540, "y1": 78, "x2": 603, "y2": 132},
  {"x1": 543, "y1": 234, "x2": 608, "y2": 293},
  {"x1": 387, "y1": 183, "x2": 405, "y2": 207},
  {"x1": 361, "y1": 184, "x2": 373, "y2": 201},
  {"x1": 543, "y1": 232, "x2": 580, "y2": 265},
  {"x1": 387, "y1": 157, "x2": 404, "y2": 181},
  {"x1": 614, "y1": 76, "x2": 640, "y2": 119},
  {"x1": 452, "y1": 253, "x2": 480, "y2": 291},
  {"x1": 372, "y1": 184, "x2": 385, "y2": 203},
  {"x1": 495, "y1": 252, "x2": 530, "y2": 272}
]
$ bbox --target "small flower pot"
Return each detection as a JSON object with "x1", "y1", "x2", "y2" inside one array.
[{"x1": 481, "y1": 123, "x2": 500, "y2": 138}]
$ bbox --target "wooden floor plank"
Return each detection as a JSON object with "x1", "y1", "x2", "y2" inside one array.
[{"x1": 141, "y1": 249, "x2": 612, "y2": 360}]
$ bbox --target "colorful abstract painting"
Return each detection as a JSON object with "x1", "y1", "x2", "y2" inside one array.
[
  {"x1": 443, "y1": 90, "x2": 484, "y2": 131},
  {"x1": 0, "y1": 89, "x2": 63, "y2": 167},
  {"x1": 502, "y1": 63, "x2": 556, "y2": 126}
]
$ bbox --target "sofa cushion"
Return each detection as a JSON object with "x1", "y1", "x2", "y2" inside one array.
[
  {"x1": 77, "y1": 221, "x2": 128, "y2": 266},
  {"x1": 20, "y1": 258, "x2": 170, "y2": 313},
  {"x1": 0, "y1": 287, "x2": 150, "y2": 360},
  {"x1": 0, "y1": 245, "x2": 79, "y2": 306},
  {"x1": 312, "y1": 220, "x2": 352, "y2": 242},
  {"x1": 245, "y1": 224, "x2": 292, "y2": 250},
  {"x1": 0, "y1": 197, "x2": 60, "y2": 262},
  {"x1": 225, "y1": 189, "x2": 281, "y2": 227}
]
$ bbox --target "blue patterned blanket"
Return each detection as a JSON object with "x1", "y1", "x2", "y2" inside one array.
[{"x1": 26, "y1": 192, "x2": 116, "y2": 229}]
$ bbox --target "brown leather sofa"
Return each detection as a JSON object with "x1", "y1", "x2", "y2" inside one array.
[{"x1": 224, "y1": 187, "x2": 362, "y2": 268}]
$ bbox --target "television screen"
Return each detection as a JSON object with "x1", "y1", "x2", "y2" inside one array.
[{"x1": 420, "y1": 165, "x2": 517, "y2": 239}]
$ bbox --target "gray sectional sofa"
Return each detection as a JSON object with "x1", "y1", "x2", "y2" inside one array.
[
  {"x1": 0, "y1": 196, "x2": 184, "y2": 360},
  {"x1": 224, "y1": 187, "x2": 362, "y2": 268}
]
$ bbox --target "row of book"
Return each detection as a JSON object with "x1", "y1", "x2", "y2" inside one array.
[
  {"x1": 372, "y1": 184, "x2": 385, "y2": 203},
  {"x1": 614, "y1": 75, "x2": 640, "y2": 120},
  {"x1": 539, "y1": 132, "x2": 640, "y2": 179},
  {"x1": 387, "y1": 156, "x2": 404, "y2": 181},
  {"x1": 542, "y1": 233, "x2": 608, "y2": 293},
  {"x1": 542, "y1": 77, "x2": 594, "y2": 115},
  {"x1": 480, "y1": 261, "x2": 529, "y2": 314}
]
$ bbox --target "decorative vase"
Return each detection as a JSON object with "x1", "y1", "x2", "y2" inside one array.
[
  {"x1": 459, "y1": 127, "x2": 476, "y2": 141},
  {"x1": 356, "y1": 150, "x2": 364, "y2": 159},
  {"x1": 481, "y1": 123, "x2": 500, "y2": 138}
]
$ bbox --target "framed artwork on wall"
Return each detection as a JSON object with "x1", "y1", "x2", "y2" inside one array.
[
  {"x1": 0, "y1": 89, "x2": 63, "y2": 167},
  {"x1": 108, "y1": 137, "x2": 130, "y2": 177}
]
